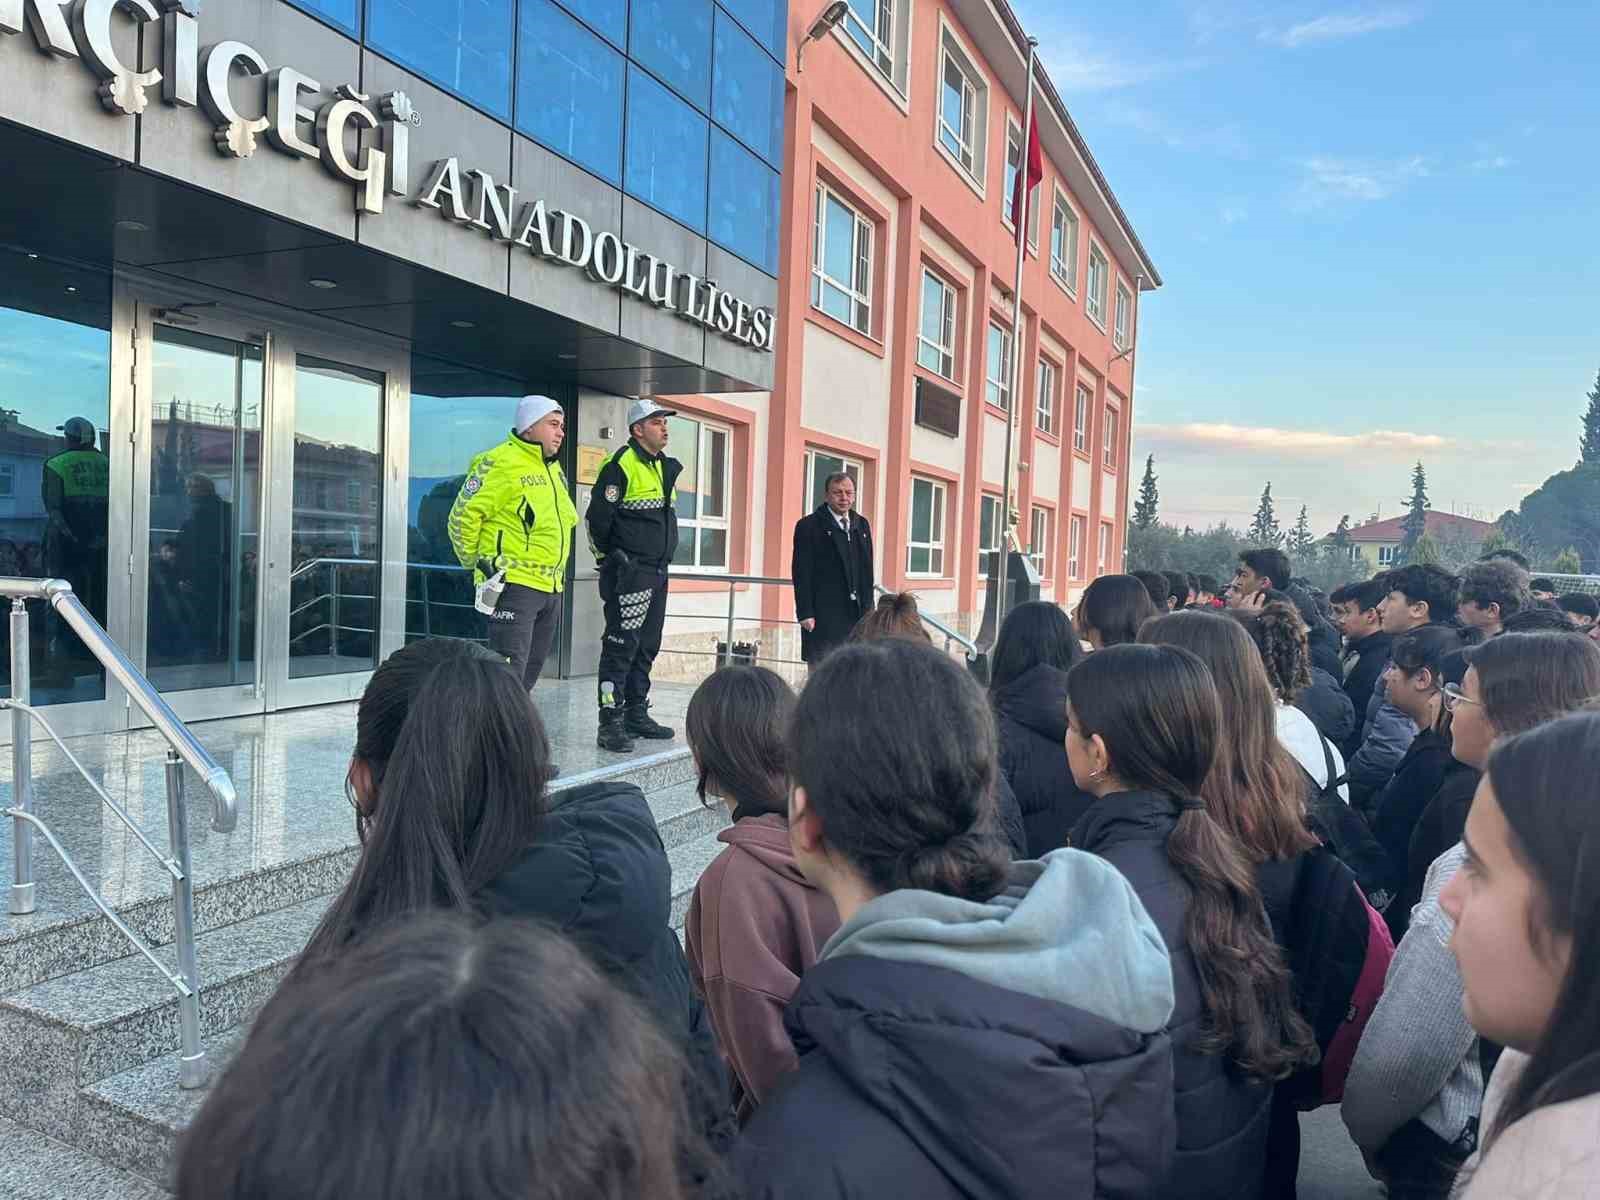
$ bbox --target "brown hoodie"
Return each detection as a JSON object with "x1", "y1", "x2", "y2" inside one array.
[{"x1": 686, "y1": 812, "x2": 841, "y2": 1123}]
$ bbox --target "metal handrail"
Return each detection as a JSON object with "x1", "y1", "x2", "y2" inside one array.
[{"x1": 1, "y1": 577, "x2": 233, "y2": 1089}]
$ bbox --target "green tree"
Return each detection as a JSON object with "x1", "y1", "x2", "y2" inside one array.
[
  {"x1": 1133, "y1": 455, "x2": 1160, "y2": 530},
  {"x1": 1478, "y1": 526, "x2": 1523, "y2": 561},
  {"x1": 1399, "y1": 462, "x2": 1429, "y2": 562},
  {"x1": 1552, "y1": 546, "x2": 1583, "y2": 574},
  {"x1": 1411, "y1": 533, "x2": 1444, "y2": 567},
  {"x1": 1249, "y1": 483, "x2": 1282, "y2": 547},
  {"x1": 1501, "y1": 465, "x2": 1600, "y2": 573},
  {"x1": 1582, "y1": 369, "x2": 1600, "y2": 466},
  {"x1": 1288, "y1": 505, "x2": 1314, "y2": 566}
]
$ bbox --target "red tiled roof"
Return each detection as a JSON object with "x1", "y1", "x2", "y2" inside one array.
[{"x1": 1345, "y1": 511, "x2": 1498, "y2": 543}]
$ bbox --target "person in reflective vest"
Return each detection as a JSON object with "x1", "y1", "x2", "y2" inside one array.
[
  {"x1": 448, "y1": 395, "x2": 577, "y2": 694},
  {"x1": 585, "y1": 400, "x2": 682, "y2": 753},
  {"x1": 42, "y1": 416, "x2": 110, "y2": 634}
]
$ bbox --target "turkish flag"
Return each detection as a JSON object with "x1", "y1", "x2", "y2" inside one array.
[{"x1": 1012, "y1": 113, "x2": 1043, "y2": 246}]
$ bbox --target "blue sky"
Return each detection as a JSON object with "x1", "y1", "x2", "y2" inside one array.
[{"x1": 1007, "y1": 0, "x2": 1599, "y2": 537}]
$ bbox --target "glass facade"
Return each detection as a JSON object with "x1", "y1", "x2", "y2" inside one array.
[{"x1": 339, "y1": 0, "x2": 783, "y2": 275}]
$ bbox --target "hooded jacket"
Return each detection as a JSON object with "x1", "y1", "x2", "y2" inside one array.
[
  {"x1": 478, "y1": 780, "x2": 731, "y2": 1146},
  {"x1": 733, "y1": 850, "x2": 1177, "y2": 1199},
  {"x1": 685, "y1": 813, "x2": 841, "y2": 1122},
  {"x1": 1072, "y1": 790, "x2": 1275, "y2": 1200},
  {"x1": 990, "y1": 664, "x2": 1097, "y2": 857},
  {"x1": 1341, "y1": 632, "x2": 1394, "y2": 758}
]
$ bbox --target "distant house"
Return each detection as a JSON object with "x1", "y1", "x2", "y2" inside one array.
[{"x1": 1342, "y1": 511, "x2": 1498, "y2": 572}]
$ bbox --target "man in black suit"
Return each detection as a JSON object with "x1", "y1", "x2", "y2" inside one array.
[{"x1": 792, "y1": 472, "x2": 874, "y2": 666}]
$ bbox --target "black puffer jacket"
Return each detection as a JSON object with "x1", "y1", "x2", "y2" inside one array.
[
  {"x1": 1340, "y1": 632, "x2": 1393, "y2": 759},
  {"x1": 1293, "y1": 667, "x2": 1357, "y2": 750},
  {"x1": 479, "y1": 780, "x2": 731, "y2": 1146},
  {"x1": 1306, "y1": 620, "x2": 1345, "y2": 682},
  {"x1": 991, "y1": 664, "x2": 1096, "y2": 857},
  {"x1": 1072, "y1": 791, "x2": 1273, "y2": 1200}
]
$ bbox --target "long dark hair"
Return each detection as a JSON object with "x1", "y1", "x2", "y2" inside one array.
[
  {"x1": 1482, "y1": 713, "x2": 1600, "y2": 1149},
  {"x1": 1078, "y1": 574, "x2": 1159, "y2": 647},
  {"x1": 989, "y1": 600, "x2": 1083, "y2": 692},
  {"x1": 300, "y1": 638, "x2": 551, "y2": 962},
  {"x1": 685, "y1": 665, "x2": 794, "y2": 818},
  {"x1": 1141, "y1": 611, "x2": 1318, "y2": 864},
  {"x1": 790, "y1": 638, "x2": 1007, "y2": 902},
  {"x1": 177, "y1": 914, "x2": 712, "y2": 1200},
  {"x1": 1467, "y1": 632, "x2": 1600, "y2": 735},
  {"x1": 1066, "y1": 645, "x2": 1319, "y2": 1081}
]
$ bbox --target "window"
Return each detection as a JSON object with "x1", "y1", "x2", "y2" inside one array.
[
  {"x1": 844, "y1": 0, "x2": 893, "y2": 78},
  {"x1": 1035, "y1": 358, "x2": 1057, "y2": 434},
  {"x1": 1098, "y1": 521, "x2": 1113, "y2": 574},
  {"x1": 1087, "y1": 244, "x2": 1109, "y2": 328},
  {"x1": 629, "y1": 0, "x2": 713, "y2": 110},
  {"x1": 985, "y1": 323, "x2": 1012, "y2": 410},
  {"x1": 978, "y1": 493, "x2": 1003, "y2": 577},
  {"x1": 0, "y1": 462, "x2": 12, "y2": 498},
  {"x1": 625, "y1": 66, "x2": 709, "y2": 233},
  {"x1": 811, "y1": 186, "x2": 873, "y2": 335},
  {"x1": 1029, "y1": 506, "x2": 1052, "y2": 577},
  {"x1": 805, "y1": 449, "x2": 864, "y2": 511},
  {"x1": 1378, "y1": 545, "x2": 1396, "y2": 566},
  {"x1": 669, "y1": 414, "x2": 732, "y2": 571},
  {"x1": 1003, "y1": 122, "x2": 1040, "y2": 246},
  {"x1": 1073, "y1": 383, "x2": 1090, "y2": 453},
  {"x1": 560, "y1": 0, "x2": 627, "y2": 44},
  {"x1": 1114, "y1": 282, "x2": 1133, "y2": 351},
  {"x1": 712, "y1": 8, "x2": 784, "y2": 165},
  {"x1": 718, "y1": 0, "x2": 786, "y2": 60},
  {"x1": 1103, "y1": 406, "x2": 1119, "y2": 470},
  {"x1": 907, "y1": 477, "x2": 947, "y2": 576},
  {"x1": 917, "y1": 269, "x2": 958, "y2": 379},
  {"x1": 516, "y1": 0, "x2": 625, "y2": 185},
  {"x1": 1069, "y1": 513, "x2": 1085, "y2": 578},
  {"x1": 346, "y1": 479, "x2": 362, "y2": 510},
  {"x1": 1050, "y1": 194, "x2": 1078, "y2": 291},
  {"x1": 368, "y1": 0, "x2": 514, "y2": 120},
  {"x1": 938, "y1": 50, "x2": 978, "y2": 176},
  {"x1": 708, "y1": 131, "x2": 780, "y2": 273}
]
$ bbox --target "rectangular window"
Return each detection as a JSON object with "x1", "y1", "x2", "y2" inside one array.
[
  {"x1": 804, "y1": 448, "x2": 864, "y2": 511},
  {"x1": 1069, "y1": 513, "x2": 1085, "y2": 579},
  {"x1": 1104, "y1": 406, "x2": 1119, "y2": 470},
  {"x1": 938, "y1": 51, "x2": 978, "y2": 175},
  {"x1": 1035, "y1": 359, "x2": 1057, "y2": 434},
  {"x1": 708, "y1": 130, "x2": 780, "y2": 273},
  {"x1": 1073, "y1": 383, "x2": 1090, "y2": 453},
  {"x1": 516, "y1": 0, "x2": 624, "y2": 186},
  {"x1": 669, "y1": 415, "x2": 732, "y2": 572},
  {"x1": 1003, "y1": 121, "x2": 1040, "y2": 245},
  {"x1": 907, "y1": 477, "x2": 947, "y2": 576},
  {"x1": 1378, "y1": 545, "x2": 1396, "y2": 566},
  {"x1": 978, "y1": 493, "x2": 1002, "y2": 577},
  {"x1": 629, "y1": 0, "x2": 713, "y2": 110},
  {"x1": 1099, "y1": 521, "x2": 1113, "y2": 574},
  {"x1": 1029, "y1": 506, "x2": 1052, "y2": 577},
  {"x1": 346, "y1": 479, "x2": 362, "y2": 510},
  {"x1": 368, "y1": 0, "x2": 514, "y2": 120},
  {"x1": 844, "y1": 0, "x2": 894, "y2": 78},
  {"x1": 0, "y1": 462, "x2": 13, "y2": 498},
  {"x1": 811, "y1": 185, "x2": 874, "y2": 335},
  {"x1": 625, "y1": 66, "x2": 709, "y2": 234},
  {"x1": 712, "y1": 8, "x2": 784, "y2": 165},
  {"x1": 1050, "y1": 194, "x2": 1078, "y2": 291},
  {"x1": 1087, "y1": 244, "x2": 1109, "y2": 327},
  {"x1": 985, "y1": 323, "x2": 1012, "y2": 410},
  {"x1": 917, "y1": 269, "x2": 958, "y2": 379},
  {"x1": 1114, "y1": 282, "x2": 1133, "y2": 351}
]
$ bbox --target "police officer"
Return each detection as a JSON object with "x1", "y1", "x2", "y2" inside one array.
[
  {"x1": 449, "y1": 395, "x2": 577, "y2": 693},
  {"x1": 585, "y1": 400, "x2": 681, "y2": 752},
  {"x1": 43, "y1": 417, "x2": 110, "y2": 647}
]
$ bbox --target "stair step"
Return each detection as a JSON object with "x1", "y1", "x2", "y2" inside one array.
[
  {"x1": 667, "y1": 830, "x2": 731, "y2": 930},
  {"x1": 647, "y1": 780, "x2": 731, "y2": 850},
  {"x1": 0, "y1": 1115, "x2": 166, "y2": 1200},
  {"x1": 0, "y1": 895, "x2": 327, "y2": 1146}
]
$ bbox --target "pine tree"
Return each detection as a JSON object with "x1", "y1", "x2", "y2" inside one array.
[
  {"x1": 1249, "y1": 483, "x2": 1282, "y2": 547},
  {"x1": 1582, "y1": 369, "x2": 1600, "y2": 466},
  {"x1": 1328, "y1": 514, "x2": 1354, "y2": 564},
  {"x1": 1289, "y1": 505, "x2": 1314, "y2": 562},
  {"x1": 1399, "y1": 461, "x2": 1429, "y2": 562},
  {"x1": 1133, "y1": 455, "x2": 1160, "y2": 530},
  {"x1": 1553, "y1": 546, "x2": 1583, "y2": 574}
]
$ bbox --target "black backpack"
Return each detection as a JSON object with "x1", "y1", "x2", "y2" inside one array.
[{"x1": 1302, "y1": 734, "x2": 1396, "y2": 914}]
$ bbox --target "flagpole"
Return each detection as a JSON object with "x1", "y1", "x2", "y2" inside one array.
[{"x1": 999, "y1": 36, "x2": 1038, "y2": 624}]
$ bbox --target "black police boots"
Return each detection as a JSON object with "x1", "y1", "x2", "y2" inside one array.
[
  {"x1": 597, "y1": 707, "x2": 635, "y2": 753},
  {"x1": 624, "y1": 702, "x2": 675, "y2": 740}
]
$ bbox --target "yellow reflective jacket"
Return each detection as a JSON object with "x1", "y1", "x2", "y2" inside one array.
[{"x1": 448, "y1": 434, "x2": 577, "y2": 593}]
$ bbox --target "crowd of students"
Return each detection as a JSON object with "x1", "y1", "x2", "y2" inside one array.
[{"x1": 171, "y1": 547, "x2": 1600, "y2": 1200}]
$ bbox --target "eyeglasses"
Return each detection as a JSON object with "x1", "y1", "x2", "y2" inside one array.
[{"x1": 1442, "y1": 682, "x2": 1481, "y2": 711}]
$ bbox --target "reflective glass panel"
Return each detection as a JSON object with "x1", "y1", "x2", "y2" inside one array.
[
  {"x1": 717, "y1": 0, "x2": 784, "y2": 59},
  {"x1": 517, "y1": 0, "x2": 625, "y2": 185},
  {"x1": 712, "y1": 7, "x2": 783, "y2": 164},
  {"x1": 285, "y1": 0, "x2": 359, "y2": 33},
  {"x1": 629, "y1": 0, "x2": 713, "y2": 110},
  {"x1": 708, "y1": 130, "x2": 779, "y2": 272},
  {"x1": 561, "y1": 0, "x2": 625, "y2": 45},
  {"x1": 367, "y1": 0, "x2": 514, "y2": 120},
  {"x1": 625, "y1": 67, "x2": 709, "y2": 233}
]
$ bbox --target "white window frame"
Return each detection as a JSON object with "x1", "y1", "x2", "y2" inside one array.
[
  {"x1": 985, "y1": 322, "x2": 1012, "y2": 410},
  {"x1": 843, "y1": 0, "x2": 894, "y2": 80},
  {"x1": 934, "y1": 23, "x2": 987, "y2": 192},
  {"x1": 671, "y1": 415, "x2": 733, "y2": 573},
  {"x1": 917, "y1": 267, "x2": 958, "y2": 379},
  {"x1": 978, "y1": 493, "x2": 1003, "y2": 578},
  {"x1": 1050, "y1": 190, "x2": 1078, "y2": 294},
  {"x1": 1098, "y1": 520, "x2": 1113, "y2": 574},
  {"x1": 1003, "y1": 118, "x2": 1041, "y2": 249},
  {"x1": 804, "y1": 447, "x2": 864, "y2": 512},
  {"x1": 1029, "y1": 505, "x2": 1052, "y2": 578},
  {"x1": 1378, "y1": 544, "x2": 1396, "y2": 566},
  {"x1": 1114, "y1": 280, "x2": 1133, "y2": 351},
  {"x1": 1073, "y1": 382, "x2": 1090, "y2": 454},
  {"x1": 1086, "y1": 243, "x2": 1109, "y2": 329},
  {"x1": 811, "y1": 183, "x2": 874, "y2": 336},
  {"x1": 1035, "y1": 358, "x2": 1057, "y2": 435},
  {"x1": 938, "y1": 51, "x2": 977, "y2": 175},
  {"x1": 907, "y1": 476, "x2": 947, "y2": 577},
  {"x1": 1068, "y1": 513, "x2": 1085, "y2": 578},
  {"x1": 1103, "y1": 405, "x2": 1119, "y2": 471}
]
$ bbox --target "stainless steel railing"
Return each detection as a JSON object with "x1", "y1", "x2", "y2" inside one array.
[{"x1": 2, "y1": 577, "x2": 237, "y2": 1089}]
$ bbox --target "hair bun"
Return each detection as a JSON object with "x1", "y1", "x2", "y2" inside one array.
[{"x1": 893, "y1": 831, "x2": 1007, "y2": 901}]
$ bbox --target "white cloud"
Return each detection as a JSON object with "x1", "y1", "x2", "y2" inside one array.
[
  {"x1": 1260, "y1": 6, "x2": 1423, "y2": 49},
  {"x1": 1041, "y1": 35, "x2": 1205, "y2": 92},
  {"x1": 1138, "y1": 422, "x2": 1460, "y2": 457},
  {"x1": 1471, "y1": 154, "x2": 1513, "y2": 171},
  {"x1": 1295, "y1": 154, "x2": 1430, "y2": 204},
  {"x1": 1098, "y1": 100, "x2": 1251, "y2": 158}
]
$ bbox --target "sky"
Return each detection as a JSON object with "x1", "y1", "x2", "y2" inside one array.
[{"x1": 1008, "y1": 0, "x2": 1600, "y2": 538}]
